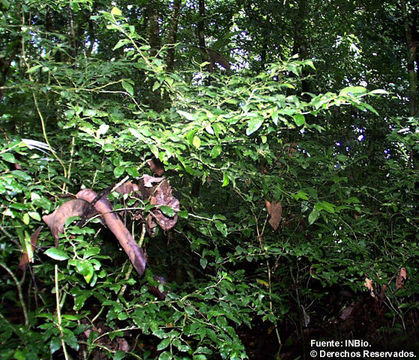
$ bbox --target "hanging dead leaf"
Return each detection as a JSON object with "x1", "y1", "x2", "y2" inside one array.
[
  {"x1": 364, "y1": 278, "x2": 376, "y2": 298},
  {"x1": 143, "y1": 175, "x2": 165, "y2": 188},
  {"x1": 149, "y1": 180, "x2": 180, "y2": 232},
  {"x1": 18, "y1": 225, "x2": 43, "y2": 271},
  {"x1": 265, "y1": 200, "x2": 282, "y2": 231},
  {"x1": 148, "y1": 158, "x2": 165, "y2": 176},
  {"x1": 115, "y1": 181, "x2": 139, "y2": 195},
  {"x1": 42, "y1": 199, "x2": 91, "y2": 247},
  {"x1": 396, "y1": 267, "x2": 407, "y2": 290},
  {"x1": 76, "y1": 189, "x2": 147, "y2": 276}
]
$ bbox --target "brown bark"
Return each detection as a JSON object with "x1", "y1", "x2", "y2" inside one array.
[
  {"x1": 404, "y1": 21, "x2": 418, "y2": 116},
  {"x1": 166, "y1": 0, "x2": 181, "y2": 71},
  {"x1": 146, "y1": 0, "x2": 161, "y2": 55},
  {"x1": 76, "y1": 189, "x2": 147, "y2": 276}
]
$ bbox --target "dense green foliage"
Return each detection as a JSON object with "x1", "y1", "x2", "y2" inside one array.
[{"x1": 0, "y1": 0, "x2": 417, "y2": 359}]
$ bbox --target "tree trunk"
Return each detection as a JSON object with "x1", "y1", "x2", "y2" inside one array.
[
  {"x1": 404, "y1": 20, "x2": 418, "y2": 116},
  {"x1": 146, "y1": 0, "x2": 161, "y2": 55},
  {"x1": 166, "y1": 0, "x2": 181, "y2": 71}
]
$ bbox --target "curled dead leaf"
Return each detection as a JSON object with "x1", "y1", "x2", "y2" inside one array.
[
  {"x1": 143, "y1": 175, "x2": 165, "y2": 188},
  {"x1": 148, "y1": 158, "x2": 165, "y2": 176},
  {"x1": 148, "y1": 180, "x2": 180, "y2": 233},
  {"x1": 396, "y1": 267, "x2": 407, "y2": 290},
  {"x1": 115, "y1": 181, "x2": 139, "y2": 195},
  {"x1": 265, "y1": 200, "x2": 282, "y2": 231},
  {"x1": 18, "y1": 225, "x2": 43, "y2": 271},
  {"x1": 364, "y1": 278, "x2": 376, "y2": 298},
  {"x1": 42, "y1": 199, "x2": 91, "y2": 247}
]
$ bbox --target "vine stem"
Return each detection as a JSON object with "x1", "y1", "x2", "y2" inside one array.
[
  {"x1": 55, "y1": 265, "x2": 70, "y2": 360},
  {"x1": 119, "y1": 223, "x2": 146, "y2": 297},
  {"x1": 0, "y1": 262, "x2": 29, "y2": 326}
]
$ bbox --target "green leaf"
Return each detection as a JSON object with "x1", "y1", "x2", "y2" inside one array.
[
  {"x1": 126, "y1": 166, "x2": 139, "y2": 177},
  {"x1": 215, "y1": 220, "x2": 228, "y2": 237},
  {"x1": 192, "y1": 136, "x2": 201, "y2": 149},
  {"x1": 160, "y1": 205, "x2": 175, "y2": 217},
  {"x1": 28, "y1": 211, "x2": 41, "y2": 221},
  {"x1": 293, "y1": 114, "x2": 305, "y2": 126},
  {"x1": 152, "y1": 81, "x2": 161, "y2": 92},
  {"x1": 113, "y1": 39, "x2": 129, "y2": 51},
  {"x1": 157, "y1": 338, "x2": 171, "y2": 351},
  {"x1": 369, "y1": 89, "x2": 388, "y2": 95},
  {"x1": 246, "y1": 117, "x2": 264, "y2": 135},
  {"x1": 339, "y1": 86, "x2": 367, "y2": 96},
  {"x1": 111, "y1": 7, "x2": 122, "y2": 16},
  {"x1": 210, "y1": 145, "x2": 222, "y2": 158},
  {"x1": 113, "y1": 351, "x2": 126, "y2": 360},
  {"x1": 26, "y1": 64, "x2": 42, "y2": 74},
  {"x1": 22, "y1": 213, "x2": 30, "y2": 225},
  {"x1": 178, "y1": 209, "x2": 189, "y2": 219},
  {"x1": 308, "y1": 208, "x2": 320, "y2": 225},
  {"x1": 222, "y1": 172, "x2": 229, "y2": 187},
  {"x1": 200, "y1": 258, "x2": 208, "y2": 269},
  {"x1": 49, "y1": 337, "x2": 61, "y2": 354},
  {"x1": 0, "y1": 152, "x2": 16, "y2": 163},
  {"x1": 45, "y1": 248, "x2": 69, "y2": 261},
  {"x1": 316, "y1": 201, "x2": 335, "y2": 213},
  {"x1": 122, "y1": 80, "x2": 134, "y2": 96},
  {"x1": 114, "y1": 166, "x2": 125, "y2": 178}
]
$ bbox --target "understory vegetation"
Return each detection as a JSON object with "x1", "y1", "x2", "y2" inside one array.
[{"x1": 0, "y1": 0, "x2": 418, "y2": 359}]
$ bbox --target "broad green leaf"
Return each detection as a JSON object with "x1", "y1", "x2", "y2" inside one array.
[
  {"x1": 114, "y1": 166, "x2": 125, "y2": 178},
  {"x1": 122, "y1": 80, "x2": 134, "y2": 96},
  {"x1": 126, "y1": 166, "x2": 139, "y2": 177},
  {"x1": 152, "y1": 81, "x2": 161, "y2": 92},
  {"x1": 97, "y1": 124, "x2": 109, "y2": 137},
  {"x1": 28, "y1": 211, "x2": 41, "y2": 221},
  {"x1": 26, "y1": 64, "x2": 42, "y2": 74},
  {"x1": 246, "y1": 117, "x2": 264, "y2": 135},
  {"x1": 215, "y1": 220, "x2": 228, "y2": 236},
  {"x1": 192, "y1": 135, "x2": 201, "y2": 149},
  {"x1": 178, "y1": 210, "x2": 188, "y2": 219},
  {"x1": 159, "y1": 205, "x2": 175, "y2": 217},
  {"x1": 293, "y1": 114, "x2": 305, "y2": 126},
  {"x1": 177, "y1": 110, "x2": 196, "y2": 121},
  {"x1": 49, "y1": 337, "x2": 61, "y2": 354},
  {"x1": 0, "y1": 152, "x2": 16, "y2": 163},
  {"x1": 316, "y1": 201, "x2": 335, "y2": 213},
  {"x1": 222, "y1": 172, "x2": 229, "y2": 187},
  {"x1": 339, "y1": 86, "x2": 367, "y2": 96},
  {"x1": 22, "y1": 213, "x2": 30, "y2": 225},
  {"x1": 45, "y1": 248, "x2": 69, "y2": 261},
  {"x1": 210, "y1": 145, "x2": 222, "y2": 158},
  {"x1": 157, "y1": 338, "x2": 171, "y2": 351},
  {"x1": 308, "y1": 208, "x2": 320, "y2": 225},
  {"x1": 111, "y1": 7, "x2": 122, "y2": 16},
  {"x1": 200, "y1": 258, "x2": 208, "y2": 269},
  {"x1": 369, "y1": 89, "x2": 388, "y2": 95},
  {"x1": 113, "y1": 39, "x2": 129, "y2": 51}
]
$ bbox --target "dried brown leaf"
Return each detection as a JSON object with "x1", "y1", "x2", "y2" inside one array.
[
  {"x1": 396, "y1": 267, "x2": 407, "y2": 290},
  {"x1": 149, "y1": 180, "x2": 180, "y2": 231},
  {"x1": 148, "y1": 158, "x2": 165, "y2": 176},
  {"x1": 364, "y1": 278, "x2": 376, "y2": 298},
  {"x1": 115, "y1": 181, "x2": 139, "y2": 194},
  {"x1": 42, "y1": 199, "x2": 91, "y2": 247},
  {"x1": 143, "y1": 175, "x2": 165, "y2": 188},
  {"x1": 18, "y1": 225, "x2": 43, "y2": 271},
  {"x1": 266, "y1": 200, "x2": 282, "y2": 231}
]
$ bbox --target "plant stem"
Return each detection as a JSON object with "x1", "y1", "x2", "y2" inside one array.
[
  {"x1": 55, "y1": 265, "x2": 70, "y2": 360},
  {"x1": 0, "y1": 262, "x2": 29, "y2": 327}
]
